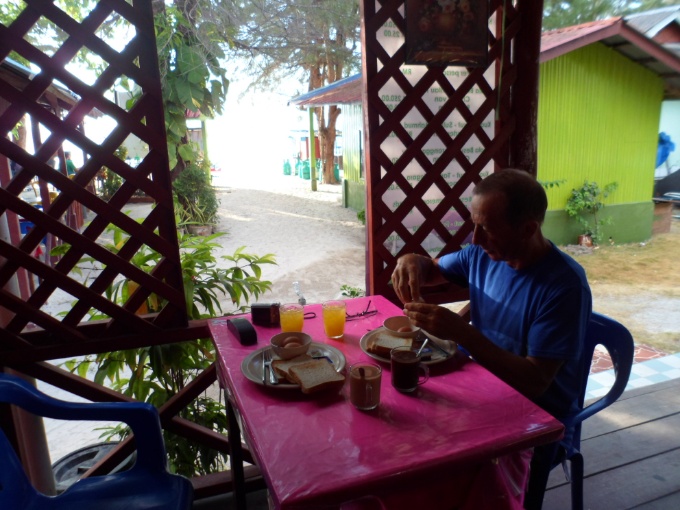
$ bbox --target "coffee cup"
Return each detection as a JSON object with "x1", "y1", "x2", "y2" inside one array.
[
  {"x1": 390, "y1": 345, "x2": 429, "y2": 393},
  {"x1": 349, "y1": 362, "x2": 381, "y2": 410}
]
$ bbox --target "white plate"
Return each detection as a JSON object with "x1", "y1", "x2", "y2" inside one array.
[
  {"x1": 359, "y1": 327, "x2": 456, "y2": 365},
  {"x1": 241, "y1": 342, "x2": 346, "y2": 389}
]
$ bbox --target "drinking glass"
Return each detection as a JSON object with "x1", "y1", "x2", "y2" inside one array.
[
  {"x1": 322, "y1": 300, "x2": 346, "y2": 339},
  {"x1": 279, "y1": 303, "x2": 304, "y2": 332},
  {"x1": 390, "y1": 345, "x2": 429, "y2": 393},
  {"x1": 349, "y1": 362, "x2": 382, "y2": 410}
]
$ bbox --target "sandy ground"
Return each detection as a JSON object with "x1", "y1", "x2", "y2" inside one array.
[{"x1": 210, "y1": 169, "x2": 366, "y2": 308}]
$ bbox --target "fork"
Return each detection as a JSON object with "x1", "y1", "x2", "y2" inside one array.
[{"x1": 262, "y1": 348, "x2": 277, "y2": 385}]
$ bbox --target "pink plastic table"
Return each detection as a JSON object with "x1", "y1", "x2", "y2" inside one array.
[{"x1": 210, "y1": 295, "x2": 563, "y2": 509}]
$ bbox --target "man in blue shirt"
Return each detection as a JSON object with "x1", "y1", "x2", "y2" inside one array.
[{"x1": 392, "y1": 168, "x2": 592, "y2": 507}]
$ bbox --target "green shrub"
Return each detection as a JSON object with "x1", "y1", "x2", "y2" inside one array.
[
  {"x1": 64, "y1": 225, "x2": 276, "y2": 475},
  {"x1": 174, "y1": 162, "x2": 219, "y2": 225},
  {"x1": 565, "y1": 180, "x2": 618, "y2": 244}
]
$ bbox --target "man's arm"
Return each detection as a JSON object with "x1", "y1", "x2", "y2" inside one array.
[
  {"x1": 403, "y1": 302, "x2": 563, "y2": 399},
  {"x1": 391, "y1": 254, "x2": 450, "y2": 303}
]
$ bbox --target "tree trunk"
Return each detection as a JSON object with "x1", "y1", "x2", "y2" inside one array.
[
  {"x1": 320, "y1": 105, "x2": 341, "y2": 184},
  {"x1": 307, "y1": 54, "x2": 345, "y2": 184}
]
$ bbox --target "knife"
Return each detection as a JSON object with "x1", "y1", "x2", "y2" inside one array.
[{"x1": 419, "y1": 333, "x2": 452, "y2": 358}]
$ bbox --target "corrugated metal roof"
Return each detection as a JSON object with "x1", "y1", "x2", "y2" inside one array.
[
  {"x1": 288, "y1": 74, "x2": 361, "y2": 106},
  {"x1": 540, "y1": 18, "x2": 624, "y2": 58},
  {"x1": 626, "y1": 5, "x2": 680, "y2": 38},
  {"x1": 1, "y1": 57, "x2": 103, "y2": 116},
  {"x1": 541, "y1": 17, "x2": 680, "y2": 98}
]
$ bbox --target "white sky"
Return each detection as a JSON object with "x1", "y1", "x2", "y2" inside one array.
[{"x1": 206, "y1": 77, "x2": 311, "y2": 173}]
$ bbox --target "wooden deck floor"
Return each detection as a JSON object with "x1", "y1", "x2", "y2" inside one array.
[{"x1": 543, "y1": 378, "x2": 680, "y2": 509}]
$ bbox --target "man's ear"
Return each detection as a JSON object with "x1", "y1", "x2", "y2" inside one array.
[{"x1": 522, "y1": 219, "x2": 540, "y2": 239}]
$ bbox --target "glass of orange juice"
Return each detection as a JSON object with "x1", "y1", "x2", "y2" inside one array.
[
  {"x1": 279, "y1": 303, "x2": 304, "y2": 332},
  {"x1": 322, "y1": 300, "x2": 346, "y2": 339}
]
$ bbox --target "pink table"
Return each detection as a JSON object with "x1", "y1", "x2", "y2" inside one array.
[{"x1": 209, "y1": 296, "x2": 563, "y2": 509}]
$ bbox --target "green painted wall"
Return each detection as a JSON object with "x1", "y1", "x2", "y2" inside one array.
[
  {"x1": 342, "y1": 104, "x2": 363, "y2": 183},
  {"x1": 537, "y1": 43, "x2": 663, "y2": 244},
  {"x1": 344, "y1": 179, "x2": 366, "y2": 211},
  {"x1": 342, "y1": 43, "x2": 665, "y2": 242},
  {"x1": 341, "y1": 104, "x2": 366, "y2": 211},
  {"x1": 544, "y1": 202, "x2": 654, "y2": 245}
]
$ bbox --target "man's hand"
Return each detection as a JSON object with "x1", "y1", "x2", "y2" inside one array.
[
  {"x1": 403, "y1": 302, "x2": 469, "y2": 341},
  {"x1": 404, "y1": 303, "x2": 564, "y2": 400},
  {"x1": 392, "y1": 254, "x2": 434, "y2": 304}
]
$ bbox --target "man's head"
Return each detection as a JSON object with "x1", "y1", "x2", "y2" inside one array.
[
  {"x1": 470, "y1": 169, "x2": 548, "y2": 266},
  {"x1": 472, "y1": 168, "x2": 547, "y2": 227},
  {"x1": 64, "y1": 151, "x2": 71, "y2": 159}
]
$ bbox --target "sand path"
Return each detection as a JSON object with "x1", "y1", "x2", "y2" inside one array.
[{"x1": 211, "y1": 169, "x2": 366, "y2": 308}]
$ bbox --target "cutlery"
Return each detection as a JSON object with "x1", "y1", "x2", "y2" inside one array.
[
  {"x1": 416, "y1": 337, "x2": 429, "y2": 357},
  {"x1": 418, "y1": 333, "x2": 451, "y2": 358},
  {"x1": 263, "y1": 348, "x2": 277, "y2": 385}
]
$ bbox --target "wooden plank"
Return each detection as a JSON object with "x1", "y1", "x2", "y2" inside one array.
[
  {"x1": 543, "y1": 447, "x2": 680, "y2": 509},
  {"x1": 631, "y1": 490, "x2": 680, "y2": 509},
  {"x1": 547, "y1": 412, "x2": 680, "y2": 487},
  {"x1": 581, "y1": 379, "x2": 680, "y2": 439}
]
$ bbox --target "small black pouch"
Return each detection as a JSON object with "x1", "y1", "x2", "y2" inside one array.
[
  {"x1": 227, "y1": 318, "x2": 257, "y2": 346},
  {"x1": 251, "y1": 303, "x2": 280, "y2": 326}
]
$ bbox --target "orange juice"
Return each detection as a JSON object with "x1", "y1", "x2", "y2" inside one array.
[
  {"x1": 280, "y1": 303, "x2": 304, "y2": 332},
  {"x1": 322, "y1": 300, "x2": 346, "y2": 339}
]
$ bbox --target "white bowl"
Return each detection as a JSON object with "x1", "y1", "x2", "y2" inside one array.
[
  {"x1": 270, "y1": 332, "x2": 312, "y2": 360},
  {"x1": 383, "y1": 316, "x2": 420, "y2": 338}
]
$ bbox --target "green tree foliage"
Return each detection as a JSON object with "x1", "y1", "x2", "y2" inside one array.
[
  {"x1": 207, "y1": 0, "x2": 362, "y2": 184},
  {"x1": 153, "y1": 2, "x2": 229, "y2": 176},
  {"x1": 542, "y1": 0, "x2": 677, "y2": 31}
]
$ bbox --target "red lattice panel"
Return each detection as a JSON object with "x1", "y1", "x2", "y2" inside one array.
[
  {"x1": 0, "y1": 0, "x2": 186, "y2": 360},
  {"x1": 362, "y1": 0, "x2": 528, "y2": 302}
]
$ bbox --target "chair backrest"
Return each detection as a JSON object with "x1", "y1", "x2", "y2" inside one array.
[
  {"x1": 0, "y1": 373, "x2": 193, "y2": 509},
  {"x1": 565, "y1": 312, "x2": 635, "y2": 454}
]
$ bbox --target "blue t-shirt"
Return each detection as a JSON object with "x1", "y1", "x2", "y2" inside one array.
[{"x1": 437, "y1": 243, "x2": 592, "y2": 421}]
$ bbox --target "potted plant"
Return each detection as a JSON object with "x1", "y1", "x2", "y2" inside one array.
[
  {"x1": 182, "y1": 202, "x2": 217, "y2": 236},
  {"x1": 565, "y1": 180, "x2": 618, "y2": 246},
  {"x1": 173, "y1": 162, "x2": 219, "y2": 236}
]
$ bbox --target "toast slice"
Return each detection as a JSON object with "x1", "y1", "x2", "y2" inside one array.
[
  {"x1": 288, "y1": 359, "x2": 346, "y2": 394},
  {"x1": 271, "y1": 354, "x2": 313, "y2": 382},
  {"x1": 367, "y1": 335, "x2": 412, "y2": 358}
]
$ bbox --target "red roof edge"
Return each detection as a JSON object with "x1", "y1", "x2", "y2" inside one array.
[{"x1": 540, "y1": 18, "x2": 624, "y2": 63}]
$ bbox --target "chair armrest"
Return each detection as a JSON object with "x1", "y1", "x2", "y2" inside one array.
[
  {"x1": 564, "y1": 352, "x2": 633, "y2": 429},
  {"x1": 0, "y1": 374, "x2": 167, "y2": 473}
]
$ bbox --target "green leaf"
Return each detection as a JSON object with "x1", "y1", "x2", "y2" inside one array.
[{"x1": 178, "y1": 143, "x2": 195, "y2": 162}]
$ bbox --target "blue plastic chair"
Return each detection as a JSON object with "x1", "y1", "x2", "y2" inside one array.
[
  {"x1": 525, "y1": 312, "x2": 635, "y2": 510},
  {"x1": 0, "y1": 373, "x2": 193, "y2": 509}
]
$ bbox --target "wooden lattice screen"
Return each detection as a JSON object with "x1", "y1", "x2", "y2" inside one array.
[
  {"x1": 0, "y1": 0, "x2": 187, "y2": 365},
  {"x1": 362, "y1": 0, "x2": 542, "y2": 302}
]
